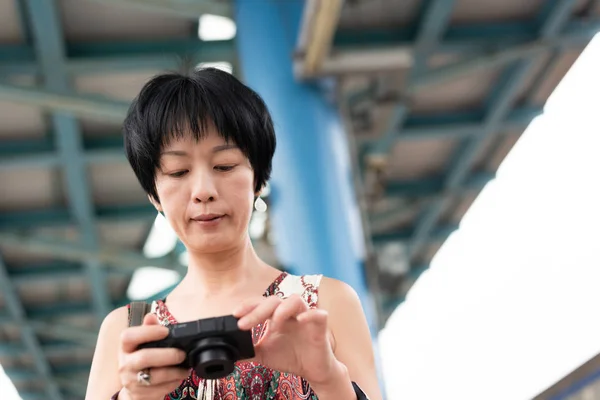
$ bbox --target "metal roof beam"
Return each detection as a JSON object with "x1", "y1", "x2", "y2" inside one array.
[
  {"x1": 0, "y1": 232, "x2": 178, "y2": 269},
  {"x1": 0, "y1": 135, "x2": 126, "y2": 170},
  {"x1": 385, "y1": 171, "x2": 493, "y2": 198},
  {"x1": 0, "y1": 342, "x2": 86, "y2": 357},
  {"x1": 25, "y1": 0, "x2": 112, "y2": 323},
  {"x1": 0, "y1": 253, "x2": 64, "y2": 400},
  {"x1": 0, "y1": 81, "x2": 128, "y2": 121},
  {"x1": 9, "y1": 264, "x2": 129, "y2": 284},
  {"x1": 328, "y1": 19, "x2": 598, "y2": 74},
  {"x1": 0, "y1": 38, "x2": 235, "y2": 75},
  {"x1": 0, "y1": 316, "x2": 102, "y2": 346},
  {"x1": 7, "y1": 374, "x2": 87, "y2": 396},
  {"x1": 0, "y1": 203, "x2": 155, "y2": 229},
  {"x1": 408, "y1": 32, "x2": 592, "y2": 91},
  {"x1": 88, "y1": 0, "x2": 232, "y2": 19},
  {"x1": 410, "y1": 0, "x2": 458, "y2": 71},
  {"x1": 369, "y1": 0, "x2": 456, "y2": 155},
  {"x1": 399, "y1": 113, "x2": 535, "y2": 140},
  {"x1": 6, "y1": 363, "x2": 92, "y2": 380},
  {"x1": 333, "y1": 18, "x2": 599, "y2": 51},
  {"x1": 362, "y1": 106, "x2": 541, "y2": 148},
  {"x1": 0, "y1": 296, "x2": 128, "y2": 323},
  {"x1": 407, "y1": 0, "x2": 579, "y2": 261},
  {"x1": 295, "y1": 0, "x2": 343, "y2": 78},
  {"x1": 372, "y1": 224, "x2": 457, "y2": 245}
]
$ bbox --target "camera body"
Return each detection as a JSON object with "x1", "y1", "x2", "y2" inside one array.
[{"x1": 138, "y1": 315, "x2": 255, "y2": 379}]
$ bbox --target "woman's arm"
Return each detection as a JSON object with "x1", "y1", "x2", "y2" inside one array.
[
  {"x1": 85, "y1": 306, "x2": 129, "y2": 400},
  {"x1": 317, "y1": 277, "x2": 383, "y2": 400}
]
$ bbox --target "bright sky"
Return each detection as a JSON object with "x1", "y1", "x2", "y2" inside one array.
[
  {"x1": 1, "y1": 33, "x2": 599, "y2": 400},
  {"x1": 379, "y1": 34, "x2": 600, "y2": 400}
]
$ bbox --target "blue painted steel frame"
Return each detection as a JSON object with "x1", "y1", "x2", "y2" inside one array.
[
  {"x1": 369, "y1": 0, "x2": 456, "y2": 155},
  {"x1": 24, "y1": 0, "x2": 112, "y2": 322},
  {"x1": 407, "y1": 0, "x2": 578, "y2": 261},
  {"x1": 410, "y1": 0, "x2": 458, "y2": 74},
  {"x1": 333, "y1": 19, "x2": 599, "y2": 51},
  {"x1": 0, "y1": 38, "x2": 235, "y2": 75}
]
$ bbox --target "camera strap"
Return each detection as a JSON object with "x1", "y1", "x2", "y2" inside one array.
[{"x1": 128, "y1": 301, "x2": 151, "y2": 327}]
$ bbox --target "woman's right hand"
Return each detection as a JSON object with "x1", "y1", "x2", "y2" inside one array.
[{"x1": 117, "y1": 313, "x2": 190, "y2": 400}]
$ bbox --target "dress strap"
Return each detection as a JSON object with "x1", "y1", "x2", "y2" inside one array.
[
  {"x1": 128, "y1": 301, "x2": 151, "y2": 327},
  {"x1": 276, "y1": 273, "x2": 323, "y2": 308}
]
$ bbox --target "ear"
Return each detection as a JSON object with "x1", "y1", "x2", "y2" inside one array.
[{"x1": 148, "y1": 194, "x2": 163, "y2": 213}]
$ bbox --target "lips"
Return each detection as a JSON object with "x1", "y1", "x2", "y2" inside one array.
[{"x1": 191, "y1": 213, "x2": 224, "y2": 222}]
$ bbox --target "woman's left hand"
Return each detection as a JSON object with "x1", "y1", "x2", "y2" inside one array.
[{"x1": 232, "y1": 294, "x2": 344, "y2": 386}]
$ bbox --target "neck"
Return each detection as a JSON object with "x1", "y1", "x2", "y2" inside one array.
[{"x1": 180, "y1": 236, "x2": 267, "y2": 297}]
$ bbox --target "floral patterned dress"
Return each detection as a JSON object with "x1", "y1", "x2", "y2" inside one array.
[{"x1": 146, "y1": 272, "x2": 322, "y2": 400}]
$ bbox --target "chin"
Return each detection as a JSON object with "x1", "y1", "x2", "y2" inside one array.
[{"x1": 186, "y1": 236, "x2": 241, "y2": 254}]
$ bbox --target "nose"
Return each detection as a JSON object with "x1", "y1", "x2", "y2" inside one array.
[{"x1": 191, "y1": 170, "x2": 218, "y2": 203}]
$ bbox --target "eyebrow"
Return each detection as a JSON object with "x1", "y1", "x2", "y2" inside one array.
[
  {"x1": 161, "y1": 150, "x2": 188, "y2": 157},
  {"x1": 161, "y1": 144, "x2": 238, "y2": 157},
  {"x1": 212, "y1": 144, "x2": 238, "y2": 153}
]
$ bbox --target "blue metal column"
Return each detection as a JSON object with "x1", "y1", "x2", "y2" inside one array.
[
  {"x1": 234, "y1": 0, "x2": 380, "y2": 340},
  {"x1": 234, "y1": 1, "x2": 375, "y2": 323}
]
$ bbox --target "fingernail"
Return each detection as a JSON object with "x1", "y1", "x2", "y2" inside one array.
[{"x1": 237, "y1": 318, "x2": 248, "y2": 330}]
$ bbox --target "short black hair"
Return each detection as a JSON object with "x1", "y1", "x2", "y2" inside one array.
[{"x1": 123, "y1": 67, "x2": 276, "y2": 203}]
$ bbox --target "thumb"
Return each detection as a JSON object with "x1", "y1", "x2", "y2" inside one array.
[{"x1": 142, "y1": 312, "x2": 161, "y2": 326}]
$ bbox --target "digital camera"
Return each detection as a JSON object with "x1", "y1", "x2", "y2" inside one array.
[{"x1": 138, "y1": 315, "x2": 255, "y2": 379}]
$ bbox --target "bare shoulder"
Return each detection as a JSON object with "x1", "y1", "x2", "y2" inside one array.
[
  {"x1": 85, "y1": 306, "x2": 129, "y2": 400},
  {"x1": 316, "y1": 277, "x2": 367, "y2": 343},
  {"x1": 317, "y1": 276, "x2": 362, "y2": 311},
  {"x1": 100, "y1": 305, "x2": 129, "y2": 337},
  {"x1": 315, "y1": 277, "x2": 382, "y2": 399}
]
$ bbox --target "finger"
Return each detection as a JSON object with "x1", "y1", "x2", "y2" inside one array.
[
  {"x1": 296, "y1": 309, "x2": 330, "y2": 345},
  {"x1": 269, "y1": 294, "x2": 309, "y2": 331},
  {"x1": 237, "y1": 296, "x2": 282, "y2": 330},
  {"x1": 125, "y1": 366, "x2": 189, "y2": 387},
  {"x1": 126, "y1": 348, "x2": 187, "y2": 371},
  {"x1": 142, "y1": 312, "x2": 161, "y2": 326},
  {"x1": 296, "y1": 308, "x2": 328, "y2": 326},
  {"x1": 120, "y1": 324, "x2": 170, "y2": 353},
  {"x1": 123, "y1": 378, "x2": 186, "y2": 398},
  {"x1": 232, "y1": 297, "x2": 263, "y2": 318}
]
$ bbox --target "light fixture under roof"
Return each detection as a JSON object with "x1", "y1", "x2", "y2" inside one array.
[
  {"x1": 196, "y1": 61, "x2": 233, "y2": 74},
  {"x1": 198, "y1": 14, "x2": 236, "y2": 41}
]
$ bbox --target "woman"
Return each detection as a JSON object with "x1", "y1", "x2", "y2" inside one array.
[{"x1": 85, "y1": 68, "x2": 381, "y2": 400}]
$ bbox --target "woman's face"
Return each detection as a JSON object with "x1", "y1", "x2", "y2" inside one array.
[{"x1": 154, "y1": 128, "x2": 255, "y2": 254}]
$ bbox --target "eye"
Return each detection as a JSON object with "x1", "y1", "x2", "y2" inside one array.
[
  {"x1": 215, "y1": 165, "x2": 236, "y2": 172},
  {"x1": 168, "y1": 170, "x2": 188, "y2": 178}
]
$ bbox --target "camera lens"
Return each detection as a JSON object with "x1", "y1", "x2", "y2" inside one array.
[{"x1": 190, "y1": 337, "x2": 238, "y2": 379}]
